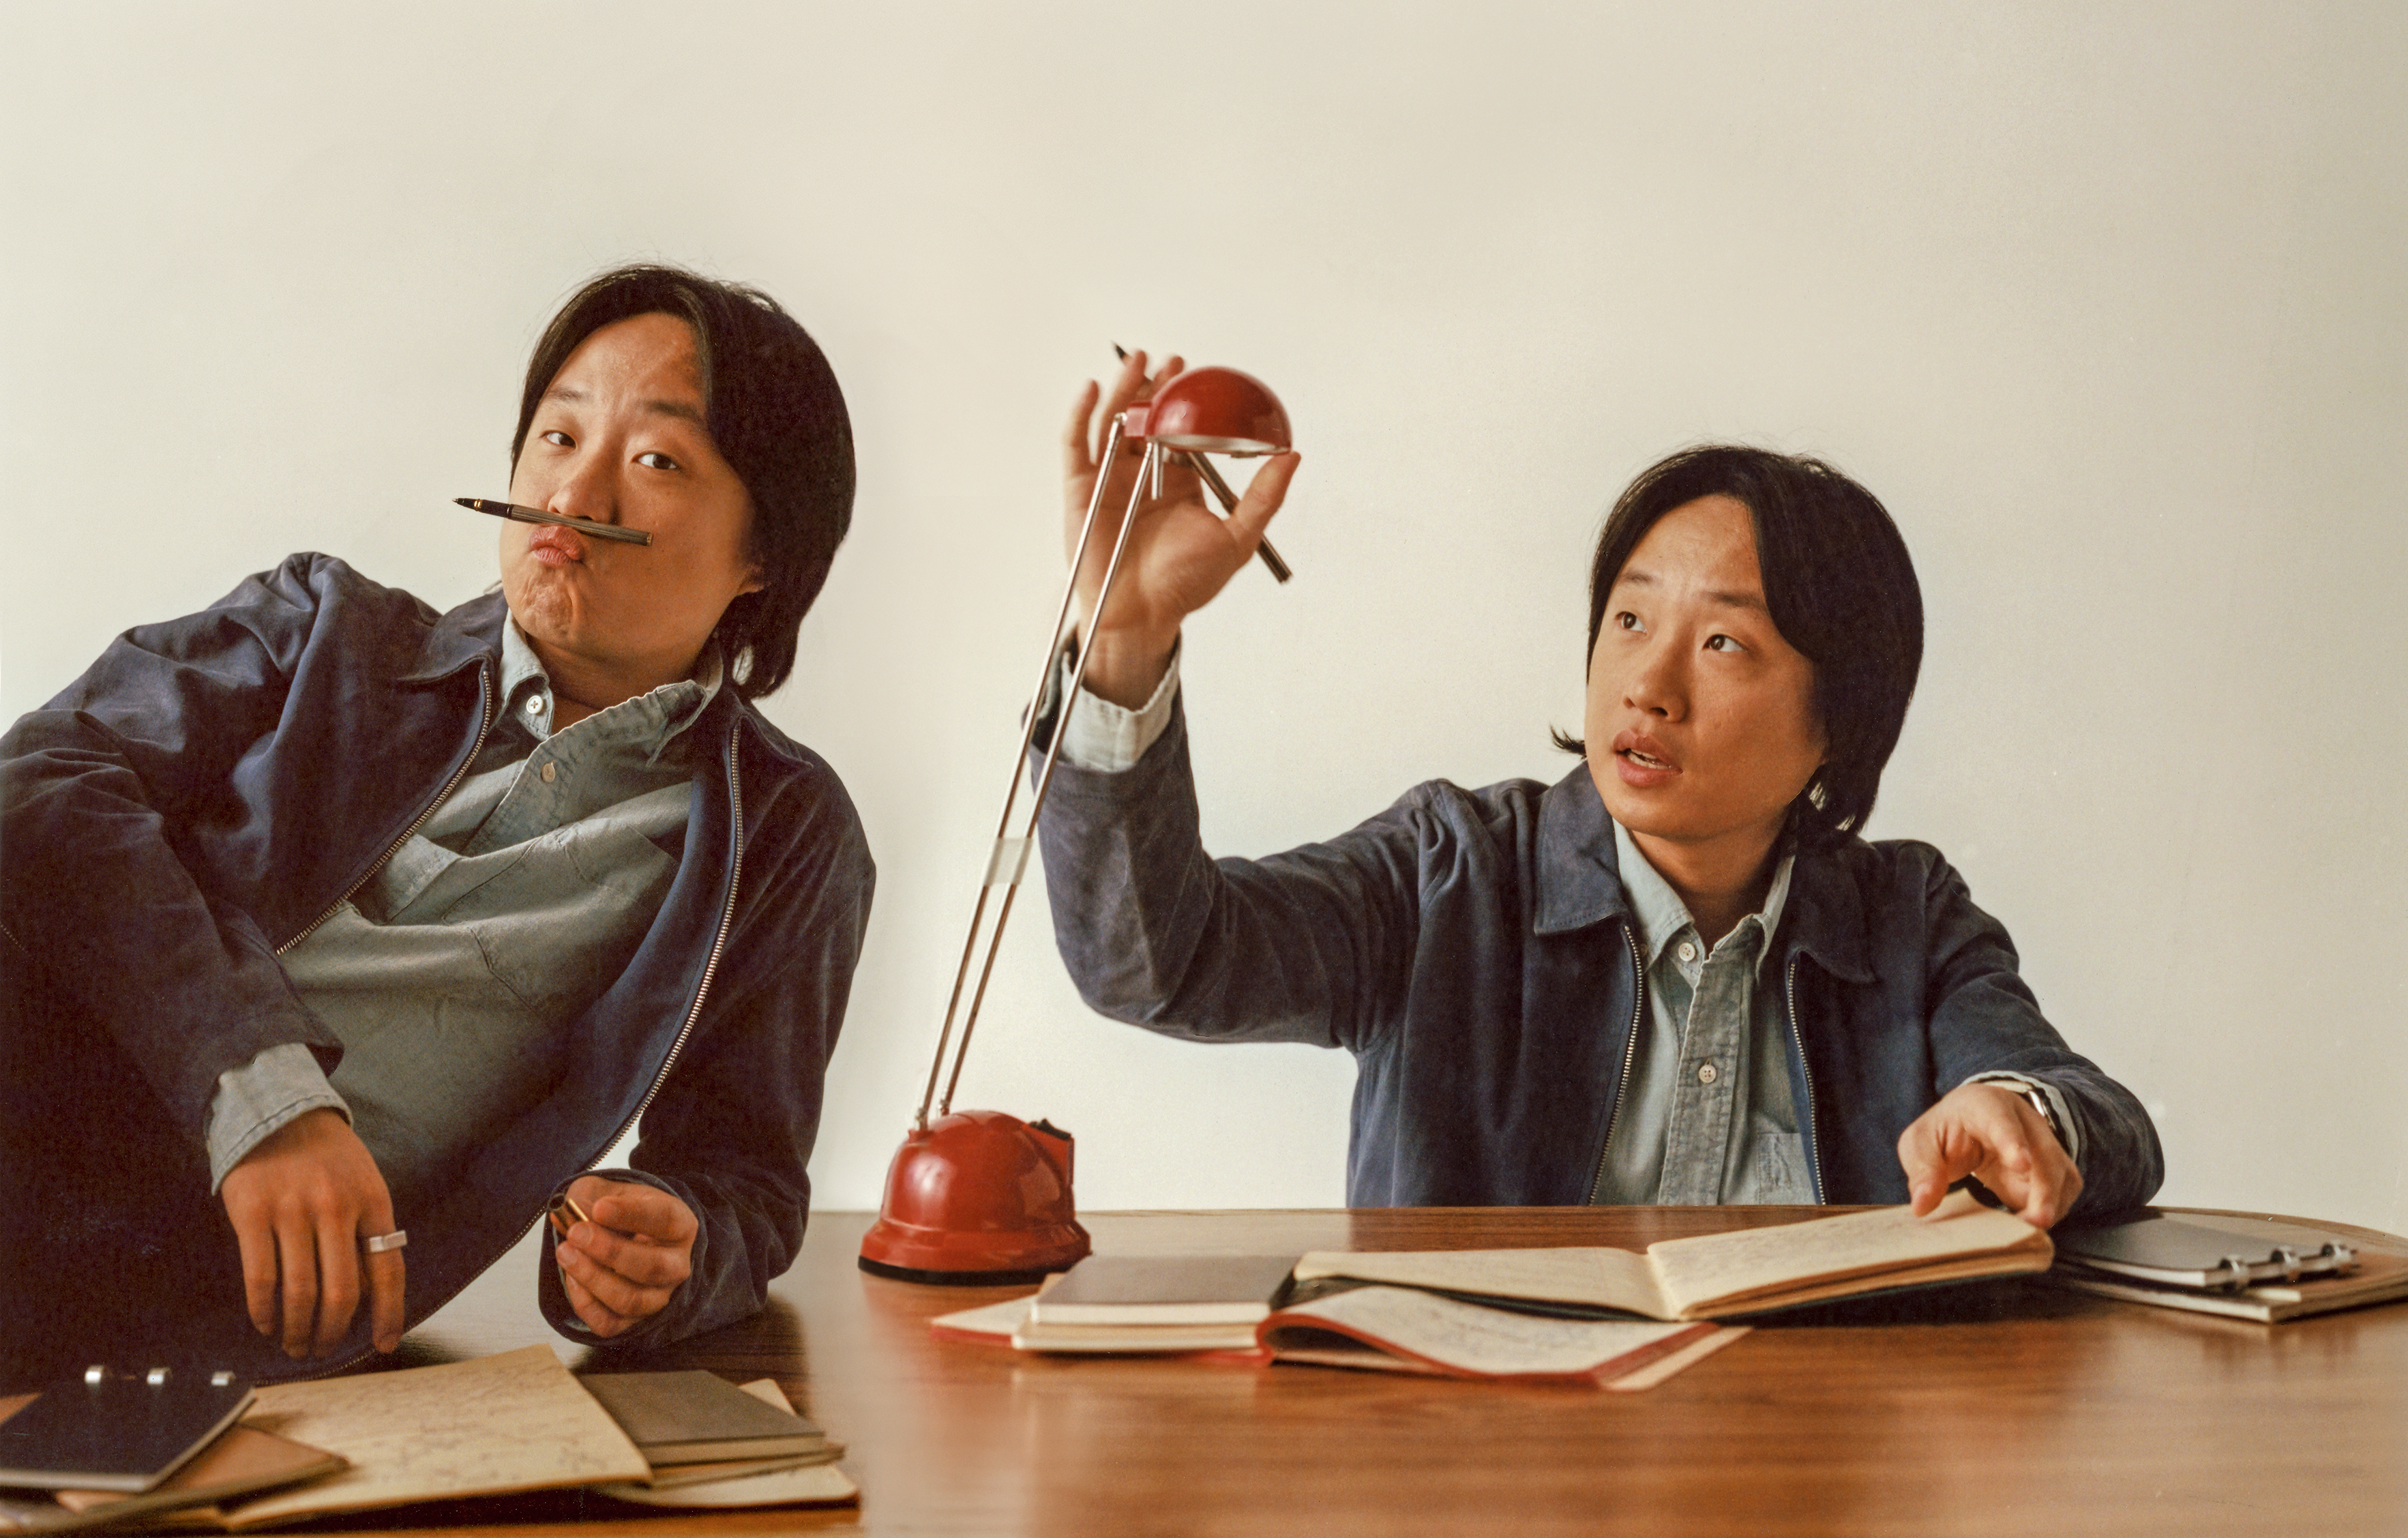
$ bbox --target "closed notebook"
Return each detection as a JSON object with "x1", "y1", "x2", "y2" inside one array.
[
  {"x1": 0, "y1": 1372, "x2": 254, "y2": 1494},
  {"x1": 2054, "y1": 1213, "x2": 2364, "y2": 1288},
  {"x1": 31, "y1": 1425, "x2": 346, "y2": 1533},
  {"x1": 577, "y1": 1371, "x2": 827, "y2": 1464},
  {"x1": 589, "y1": 1379, "x2": 854, "y2": 1510},
  {"x1": 1026, "y1": 1255, "x2": 1301, "y2": 1326}
]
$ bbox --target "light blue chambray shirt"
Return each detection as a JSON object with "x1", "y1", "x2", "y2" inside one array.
[
  {"x1": 203, "y1": 621, "x2": 720, "y2": 1210},
  {"x1": 1591, "y1": 820, "x2": 1813, "y2": 1204}
]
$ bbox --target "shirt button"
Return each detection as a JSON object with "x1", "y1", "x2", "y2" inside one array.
[
  {"x1": 1676, "y1": 941, "x2": 1697, "y2": 963},
  {"x1": 1697, "y1": 1062, "x2": 1718, "y2": 1085},
  {"x1": 526, "y1": 695, "x2": 546, "y2": 715},
  {"x1": 539, "y1": 761, "x2": 557, "y2": 783}
]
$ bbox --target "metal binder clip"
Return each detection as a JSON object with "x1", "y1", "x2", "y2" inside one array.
[
  {"x1": 84, "y1": 1366, "x2": 106, "y2": 1386},
  {"x1": 2273, "y1": 1246, "x2": 2304, "y2": 1283},
  {"x1": 2329, "y1": 1241, "x2": 2359, "y2": 1273},
  {"x1": 2212, "y1": 1255, "x2": 2252, "y2": 1291},
  {"x1": 146, "y1": 1367, "x2": 170, "y2": 1385},
  {"x1": 211, "y1": 1370, "x2": 235, "y2": 1387}
]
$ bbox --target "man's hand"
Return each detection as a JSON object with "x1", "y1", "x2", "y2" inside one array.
[
  {"x1": 218, "y1": 1107, "x2": 405, "y2": 1357},
  {"x1": 1061, "y1": 349, "x2": 1301, "y2": 708},
  {"x1": 1897, "y1": 1082, "x2": 2083, "y2": 1230},
  {"x1": 553, "y1": 1176, "x2": 697, "y2": 1338}
]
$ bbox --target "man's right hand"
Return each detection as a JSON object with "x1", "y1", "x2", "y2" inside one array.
[
  {"x1": 1060, "y1": 349, "x2": 1301, "y2": 708},
  {"x1": 218, "y1": 1108, "x2": 405, "y2": 1357}
]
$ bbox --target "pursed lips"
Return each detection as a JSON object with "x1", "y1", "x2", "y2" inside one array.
[{"x1": 527, "y1": 525, "x2": 589, "y2": 565}]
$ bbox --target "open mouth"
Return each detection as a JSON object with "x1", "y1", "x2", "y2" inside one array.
[{"x1": 1621, "y1": 747, "x2": 1671, "y2": 770}]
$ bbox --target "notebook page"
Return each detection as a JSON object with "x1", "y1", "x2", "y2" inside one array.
[
  {"x1": 1291, "y1": 1246, "x2": 1671, "y2": 1316},
  {"x1": 1645, "y1": 1193, "x2": 2046, "y2": 1316},
  {"x1": 1265, "y1": 1286, "x2": 1702, "y2": 1378},
  {"x1": 224, "y1": 1345, "x2": 647, "y2": 1527}
]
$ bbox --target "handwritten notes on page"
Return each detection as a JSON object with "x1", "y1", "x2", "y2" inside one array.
[
  {"x1": 225, "y1": 1345, "x2": 647, "y2": 1528},
  {"x1": 1645, "y1": 1192, "x2": 2049, "y2": 1316},
  {"x1": 1262, "y1": 1286, "x2": 1719, "y2": 1382}
]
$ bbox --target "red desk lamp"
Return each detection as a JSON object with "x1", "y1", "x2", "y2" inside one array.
[{"x1": 859, "y1": 366, "x2": 1294, "y2": 1284}]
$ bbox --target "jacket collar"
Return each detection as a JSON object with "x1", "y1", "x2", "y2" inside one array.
[
  {"x1": 1532, "y1": 763, "x2": 1632, "y2": 934},
  {"x1": 404, "y1": 589, "x2": 820, "y2": 771},
  {"x1": 1531, "y1": 762, "x2": 1876, "y2": 983},
  {"x1": 400, "y1": 589, "x2": 508, "y2": 684}
]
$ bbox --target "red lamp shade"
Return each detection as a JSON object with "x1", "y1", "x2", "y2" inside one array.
[
  {"x1": 1125, "y1": 366, "x2": 1291, "y2": 456},
  {"x1": 858, "y1": 1110, "x2": 1092, "y2": 1284}
]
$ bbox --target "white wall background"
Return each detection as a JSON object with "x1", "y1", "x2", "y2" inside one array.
[{"x1": 4, "y1": 3, "x2": 2401, "y2": 1233}]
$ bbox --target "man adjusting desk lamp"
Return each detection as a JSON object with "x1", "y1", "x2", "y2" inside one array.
[{"x1": 860, "y1": 365, "x2": 1294, "y2": 1284}]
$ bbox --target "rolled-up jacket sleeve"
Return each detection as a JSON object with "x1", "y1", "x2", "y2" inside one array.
[{"x1": 1918, "y1": 856, "x2": 2164, "y2": 1217}]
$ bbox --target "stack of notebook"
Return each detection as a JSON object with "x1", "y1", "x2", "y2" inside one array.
[
  {"x1": 2044, "y1": 1212, "x2": 2408, "y2": 1322},
  {"x1": 575, "y1": 1369, "x2": 852, "y2": 1507},
  {"x1": 0, "y1": 1348, "x2": 858, "y2": 1530},
  {"x1": 0, "y1": 1370, "x2": 346, "y2": 1533},
  {"x1": 1005, "y1": 1255, "x2": 1303, "y2": 1353}
]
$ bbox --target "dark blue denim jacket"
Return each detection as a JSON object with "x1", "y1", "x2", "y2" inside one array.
[
  {"x1": 1037, "y1": 701, "x2": 2162, "y2": 1217},
  {"x1": 0, "y1": 554, "x2": 873, "y2": 1377}
]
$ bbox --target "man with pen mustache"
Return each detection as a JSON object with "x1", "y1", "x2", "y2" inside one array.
[{"x1": 0, "y1": 265, "x2": 872, "y2": 1376}]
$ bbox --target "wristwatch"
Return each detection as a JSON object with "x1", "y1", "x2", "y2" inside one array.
[{"x1": 1991, "y1": 1079, "x2": 2068, "y2": 1151}]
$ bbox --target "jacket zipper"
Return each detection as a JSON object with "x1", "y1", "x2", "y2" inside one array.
[
  {"x1": 606, "y1": 717, "x2": 745, "y2": 1146},
  {"x1": 274, "y1": 665, "x2": 496, "y2": 956},
  {"x1": 1783, "y1": 953, "x2": 1824, "y2": 1201},
  {"x1": 1585, "y1": 921, "x2": 1649, "y2": 1204}
]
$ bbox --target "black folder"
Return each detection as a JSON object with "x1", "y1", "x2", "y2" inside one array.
[{"x1": 0, "y1": 1369, "x2": 254, "y2": 1494}]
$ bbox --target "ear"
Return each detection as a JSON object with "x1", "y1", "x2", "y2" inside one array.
[{"x1": 738, "y1": 561, "x2": 767, "y2": 597}]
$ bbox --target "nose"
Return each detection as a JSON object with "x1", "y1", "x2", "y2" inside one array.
[
  {"x1": 1623, "y1": 638, "x2": 1686, "y2": 720},
  {"x1": 541, "y1": 449, "x2": 618, "y2": 527}
]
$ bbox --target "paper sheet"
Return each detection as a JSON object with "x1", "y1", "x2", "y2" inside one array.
[
  {"x1": 1266, "y1": 1286, "x2": 1704, "y2": 1378},
  {"x1": 223, "y1": 1345, "x2": 648, "y2": 1527},
  {"x1": 1645, "y1": 1191, "x2": 2048, "y2": 1314}
]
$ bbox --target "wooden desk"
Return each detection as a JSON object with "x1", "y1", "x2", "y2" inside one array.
[{"x1": 390, "y1": 1206, "x2": 2408, "y2": 1536}]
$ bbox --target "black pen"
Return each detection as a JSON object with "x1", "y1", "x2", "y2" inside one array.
[
  {"x1": 454, "y1": 497, "x2": 653, "y2": 547},
  {"x1": 1112, "y1": 345, "x2": 1292, "y2": 584}
]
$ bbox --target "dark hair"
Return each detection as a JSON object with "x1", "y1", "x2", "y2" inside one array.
[
  {"x1": 1556, "y1": 445, "x2": 1923, "y2": 848},
  {"x1": 510, "y1": 264, "x2": 854, "y2": 700}
]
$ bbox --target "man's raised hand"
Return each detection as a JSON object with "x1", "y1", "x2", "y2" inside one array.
[
  {"x1": 1060, "y1": 349, "x2": 1300, "y2": 708},
  {"x1": 218, "y1": 1107, "x2": 406, "y2": 1357}
]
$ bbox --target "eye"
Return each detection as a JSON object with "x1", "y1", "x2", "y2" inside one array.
[
  {"x1": 1614, "y1": 611, "x2": 1645, "y2": 633},
  {"x1": 540, "y1": 429, "x2": 573, "y2": 448},
  {"x1": 636, "y1": 450, "x2": 683, "y2": 471},
  {"x1": 1705, "y1": 634, "x2": 1746, "y2": 653}
]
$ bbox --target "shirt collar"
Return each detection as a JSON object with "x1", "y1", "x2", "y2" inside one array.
[
  {"x1": 499, "y1": 619, "x2": 725, "y2": 754},
  {"x1": 1611, "y1": 818, "x2": 1794, "y2": 975}
]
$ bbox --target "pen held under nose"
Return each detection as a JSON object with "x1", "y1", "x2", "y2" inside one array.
[{"x1": 453, "y1": 497, "x2": 653, "y2": 546}]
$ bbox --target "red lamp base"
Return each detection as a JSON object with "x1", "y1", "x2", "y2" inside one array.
[{"x1": 858, "y1": 1110, "x2": 1092, "y2": 1285}]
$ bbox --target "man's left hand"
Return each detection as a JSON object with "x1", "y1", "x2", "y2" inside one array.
[
  {"x1": 554, "y1": 1176, "x2": 697, "y2": 1337},
  {"x1": 1897, "y1": 1083, "x2": 2083, "y2": 1230}
]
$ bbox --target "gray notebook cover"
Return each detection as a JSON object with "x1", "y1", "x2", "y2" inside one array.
[{"x1": 2057, "y1": 1213, "x2": 2358, "y2": 1285}]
